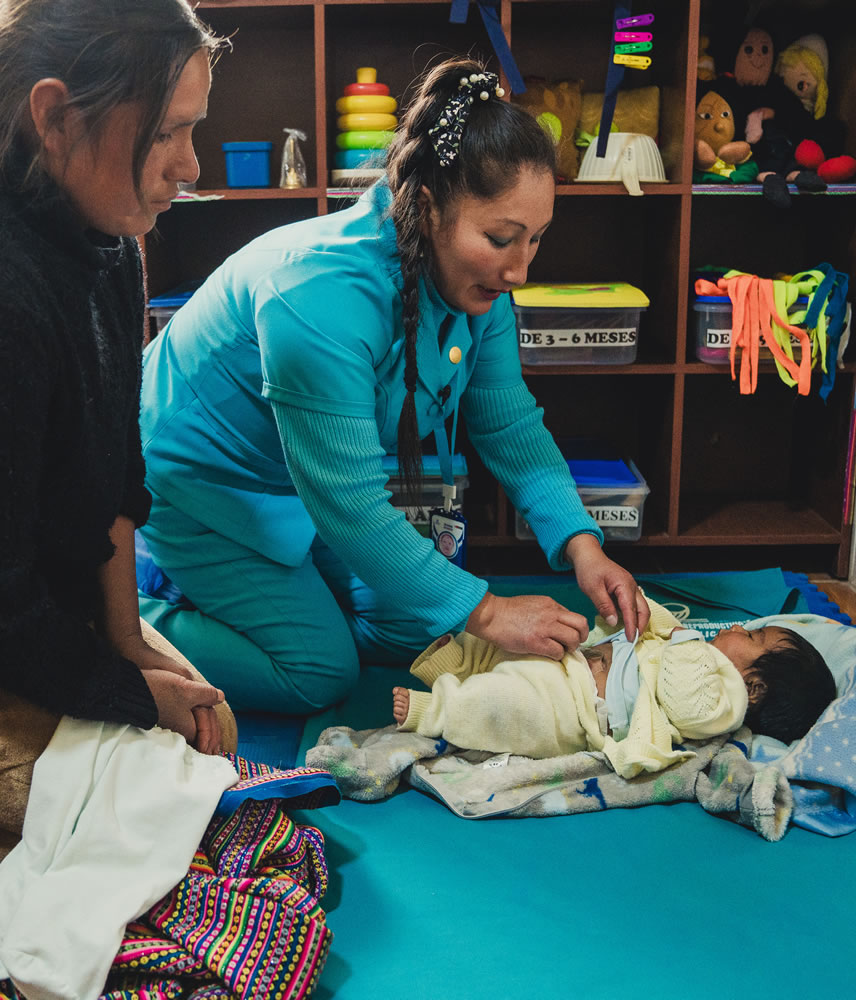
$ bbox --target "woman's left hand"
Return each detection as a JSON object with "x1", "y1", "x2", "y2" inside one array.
[
  {"x1": 565, "y1": 534, "x2": 649, "y2": 640},
  {"x1": 111, "y1": 632, "x2": 193, "y2": 679}
]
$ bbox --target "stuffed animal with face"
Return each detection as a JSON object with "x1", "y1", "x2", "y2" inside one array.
[
  {"x1": 774, "y1": 36, "x2": 856, "y2": 185},
  {"x1": 693, "y1": 79, "x2": 758, "y2": 183}
]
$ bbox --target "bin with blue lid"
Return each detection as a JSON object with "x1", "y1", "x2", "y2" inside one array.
[
  {"x1": 147, "y1": 281, "x2": 201, "y2": 336},
  {"x1": 515, "y1": 455, "x2": 649, "y2": 542},
  {"x1": 693, "y1": 294, "x2": 810, "y2": 364},
  {"x1": 383, "y1": 454, "x2": 469, "y2": 536}
]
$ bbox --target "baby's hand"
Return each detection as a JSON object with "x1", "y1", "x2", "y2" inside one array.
[{"x1": 392, "y1": 687, "x2": 410, "y2": 726}]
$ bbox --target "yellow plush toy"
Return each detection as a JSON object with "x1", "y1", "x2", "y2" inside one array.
[
  {"x1": 576, "y1": 85, "x2": 660, "y2": 152},
  {"x1": 512, "y1": 77, "x2": 583, "y2": 182}
]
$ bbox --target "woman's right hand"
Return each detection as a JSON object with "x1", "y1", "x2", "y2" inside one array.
[
  {"x1": 143, "y1": 670, "x2": 225, "y2": 753},
  {"x1": 465, "y1": 592, "x2": 589, "y2": 660}
]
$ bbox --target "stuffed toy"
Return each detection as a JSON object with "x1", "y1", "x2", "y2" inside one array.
[
  {"x1": 512, "y1": 77, "x2": 583, "y2": 182},
  {"x1": 738, "y1": 34, "x2": 855, "y2": 207},
  {"x1": 577, "y1": 85, "x2": 660, "y2": 144},
  {"x1": 698, "y1": 34, "x2": 716, "y2": 81},
  {"x1": 774, "y1": 36, "x2": 856, "y2": 185},
  {"x1": 693, "y1": 78, "x2": 758, "y2": 184}
]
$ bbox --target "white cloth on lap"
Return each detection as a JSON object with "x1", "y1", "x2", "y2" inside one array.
[{"x1": 0, "y1": 717, "x2": 237, "y2": 1000}]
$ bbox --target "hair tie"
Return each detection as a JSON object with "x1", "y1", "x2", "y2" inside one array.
[{"x1": 428, "y1": 71, "x2": 505, "y2": 167}]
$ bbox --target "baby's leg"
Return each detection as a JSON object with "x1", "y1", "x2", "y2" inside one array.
[{"x1": 392, "y1": 686, "x2": 410, "y2": 725}]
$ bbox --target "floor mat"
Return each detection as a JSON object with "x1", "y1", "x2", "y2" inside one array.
[{"x1": 251, "y1": 568, "x2": 856, "y2": 999}]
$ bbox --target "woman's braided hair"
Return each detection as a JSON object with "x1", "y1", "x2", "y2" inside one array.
[{"x1": 385, "y1": 55, "x2": 556, "y2": 503}]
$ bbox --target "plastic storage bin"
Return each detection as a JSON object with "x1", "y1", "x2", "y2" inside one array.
[
  {"x1": 383, "y1": 454, "x2": 469, "y2": 536},
  {"x1": 693, "y1": 294, "x2": 809, "y2": 363},
  {"x1": 515, "y1": 457, "x2": 649, "y2": 542},
  {"x1": 222, "y1": 141, "x2": 272, "y2": 188},
  {"x1": 512, "y1": 282, "x2": 649, "y2": 365},
  {"x1": 147, "y1": 281, "x2": 201, "y2": 336}
]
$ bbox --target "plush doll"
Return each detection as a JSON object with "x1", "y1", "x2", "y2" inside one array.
[
  {"x1": 512, "y1": 77, "x2": 583, "y2": 182},
  {"x1": 693, "y1": 78, "x2": 759, "y2": 184},
  {"x1": 774, "y1": 36, "x2": 856, "y2": 185}
]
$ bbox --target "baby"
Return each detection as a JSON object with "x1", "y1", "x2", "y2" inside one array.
[{"x1": 392, "y1": 597, "x2": 835, "y2": 778}]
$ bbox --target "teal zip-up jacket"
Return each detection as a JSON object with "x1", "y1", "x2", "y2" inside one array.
[{"x1": 140, "y1": 181, "x2": 601, "y2": 636}]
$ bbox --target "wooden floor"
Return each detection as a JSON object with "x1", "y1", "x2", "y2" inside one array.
[{"x1": 808, "y1": 574, "x2": 856, "y2": 623}]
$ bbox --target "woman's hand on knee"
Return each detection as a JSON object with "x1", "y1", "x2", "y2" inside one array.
[
  {"x1": 113, "y1": 633, "x2": 194, "y2": 680},
  {"x1": 143, "y1": 670, "x2": 225, "y2": 752},
  {"x1": 465, "y1": 592, "x2": 589, "y2": 660}
]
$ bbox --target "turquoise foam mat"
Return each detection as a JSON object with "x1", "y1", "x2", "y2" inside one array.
[{"x1": 279, "y1": 569, "x2": 856, "y2": 999}]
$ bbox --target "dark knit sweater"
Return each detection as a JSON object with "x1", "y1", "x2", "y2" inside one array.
[{"x1": 0, "y1": 178, "x2": 158, "y2": 728}]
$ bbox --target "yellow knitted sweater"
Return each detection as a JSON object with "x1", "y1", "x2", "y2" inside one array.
[{"x1": 401, "y1": 597, "x2": 748, "y2": 778}]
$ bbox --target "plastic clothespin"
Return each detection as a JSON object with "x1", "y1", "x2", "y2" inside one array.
[
  {"x1": 615, "y1": 41, "x2": 652, "y2": 54},
  {"x1": 442, "y1": 483, "x2": 457, "y2": 513},
  {"x1": 613, "y1": 53, "x2": 652, "y2": 69},
  {"x1": 616, "y1": 13, "x2": 654, "y2": 29},
  {"x1": 615, "y1": 30, "x2": 652, "y2": 42}
]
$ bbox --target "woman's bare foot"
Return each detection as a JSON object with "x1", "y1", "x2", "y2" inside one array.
[{"x1": 392, "y1": 686, "x2": 410, "y2": 725}]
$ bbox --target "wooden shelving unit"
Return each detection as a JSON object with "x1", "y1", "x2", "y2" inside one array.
[{"x1": 141, "y1": 0, "x2": 856, "y2": 577}]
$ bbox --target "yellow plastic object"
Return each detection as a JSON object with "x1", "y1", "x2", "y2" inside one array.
[
  {"x1": 336, "y1": 129, "x2": 396, "y2": 150},
  {"x1": 336, "y1": 94, "x2": 398, "y2": 114},
  {"x1": 357, "y1": 67, "x2": 377, "y2": 83},
  {"x1": 613, "y1": 53, "x2": 651, "y2": 69},
  {"x1": 512, "y1": 282, "x2": 650, "y2": 309},
  {"x1": 337, "y1": 112, "x2": 398, "y2": 132}
]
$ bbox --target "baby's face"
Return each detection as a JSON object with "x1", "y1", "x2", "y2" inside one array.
[{"x1": 710, "y1": 624, "x2": 791, "y2": 677}]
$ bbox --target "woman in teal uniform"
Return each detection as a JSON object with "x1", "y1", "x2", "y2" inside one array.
[{"x1": 139, "y1": 56, "x2": 650, "y2": 713}]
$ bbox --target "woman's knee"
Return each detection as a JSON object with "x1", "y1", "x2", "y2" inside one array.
[{"x1": 267, "y1": 643, "x2": 360, "y2": 714}]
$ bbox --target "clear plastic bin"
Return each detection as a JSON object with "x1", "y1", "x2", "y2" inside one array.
[
  {"x1": 512, "y1": 282, "x2": 649, "y2": 365},
  {"x1": 383, "y1": 454, "x2": 469, "y2": 536},
  {"x1": 515, "y1": 457, "x2": 649, "y2": 542},
  {"x1": 693, "y1": 295, "x2": 809, "y2": 364},
  {"x1": 147, "y1": 282, "x2": 201, "y2": 336}
]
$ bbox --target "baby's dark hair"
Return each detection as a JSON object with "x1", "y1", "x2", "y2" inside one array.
[{"x1": 744, "y1": 628, "x2": 836, "y2": 744}]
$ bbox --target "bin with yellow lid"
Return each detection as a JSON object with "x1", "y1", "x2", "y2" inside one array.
[{"x1": 511, "y1": 282, "x2": 649, "y2": 365}]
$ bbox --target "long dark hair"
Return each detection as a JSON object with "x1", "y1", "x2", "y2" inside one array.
[
  {"x1": 385, "y1": 56, "x2": 556, "y2": 502},
  {"x1": 0, "y1": 0, "x2": 226, "y2": 194}
]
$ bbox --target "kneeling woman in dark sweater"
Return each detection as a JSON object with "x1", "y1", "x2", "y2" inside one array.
[{"x1": 0, "y1": 0, "x2": 229, "y2": 857}]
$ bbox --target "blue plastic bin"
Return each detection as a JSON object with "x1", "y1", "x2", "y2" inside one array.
[{"x1": 222, "y1": 141, "x2": 272, "y2": 188}]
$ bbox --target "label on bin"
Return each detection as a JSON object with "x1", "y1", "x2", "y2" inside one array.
[
  {"x1": 585, "y1": 504, "x2": 639, "y2": 526},
  {"x1": 705, "y1": 327, "x2": 803, "y2": 349},
  {"x1": 519, "y1": 328, "x2": 638, "y2": 348}
]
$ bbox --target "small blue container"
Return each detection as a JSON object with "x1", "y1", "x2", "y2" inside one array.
[{"x1": 222, "y1": 141, "x2": 272, "y2": 188}]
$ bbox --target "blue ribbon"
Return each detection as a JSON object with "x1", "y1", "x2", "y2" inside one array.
[
  {"x1": 448, "y1": 2, "x2": 527, "y2": 95},
  {"x1": 596, "y1": 3, "x2": 631, "y2": 157}
]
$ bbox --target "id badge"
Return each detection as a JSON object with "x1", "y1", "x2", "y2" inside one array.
[{"x1": 430, "y1": 507, "x2": 468, "y2": 568}]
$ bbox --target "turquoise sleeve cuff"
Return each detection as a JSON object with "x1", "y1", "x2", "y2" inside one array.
[
  {"x1": 461, "y1": 381, "x2": 603, "y2": 569},
  {"x1": 270, "y1": 402, "x2": 488, "y2": 635}
]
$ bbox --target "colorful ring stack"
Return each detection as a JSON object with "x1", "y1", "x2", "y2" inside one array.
[{"x1": 332, "y1": 67, "x2": 397, "y2": 184}]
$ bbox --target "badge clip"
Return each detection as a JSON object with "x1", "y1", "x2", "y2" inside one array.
[
  {"x1": 615, "y1": 30, "x2": 652, "y2": 42},
  {"x1": 616, "y1": 13, "x2": 654, "y2": 29},
  {"x1": 613, "y1": 53, "x2": 652, "y2": 69}
]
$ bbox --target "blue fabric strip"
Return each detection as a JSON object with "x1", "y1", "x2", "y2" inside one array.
[
  {"x1": 596, "y1": 3, "x2": 630, "y2": 157},
  {"x1": 477, "y1": 3, "x2": 526, "y2": 94}
]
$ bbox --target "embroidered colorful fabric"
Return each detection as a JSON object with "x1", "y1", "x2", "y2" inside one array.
[{"x1": 0, "y1": 757, "x2": 339, "y2": 1000}]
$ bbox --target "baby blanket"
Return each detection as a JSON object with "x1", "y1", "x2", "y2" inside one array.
[{"x1": 306, "y1": 723, "x2": 792, "y2": 841}]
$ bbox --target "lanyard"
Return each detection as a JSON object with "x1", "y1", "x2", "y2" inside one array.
[{"x1": 433, "y1": 379, "x2": 460, "y2": 511}]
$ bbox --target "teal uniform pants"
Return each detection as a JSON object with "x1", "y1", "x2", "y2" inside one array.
[{"x1": 139, "y1": 495, "x2": 437, "y2": 714}]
